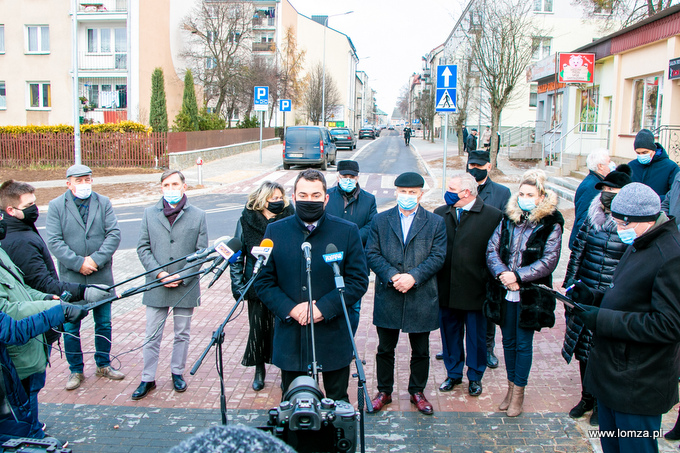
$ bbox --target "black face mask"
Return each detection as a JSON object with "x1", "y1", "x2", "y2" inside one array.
[
  {"x1": 295, "y1": 201, "x2": 325, "y2": 223},
  {"x1": 19, "y1": 204, "x2": 40, "y2": 226},
  {"x1": 600, "y1": 191, "x2": 616, "y2": 211},
  {"x1": 468, "y1": 167, "x2": 488, "y2": 182},
  {"x1": 267, "y1": 200, "x2": 285, "y2": 215},
  {"x1": 0, "y1": 220, "x2": 6, "y2": 241}
]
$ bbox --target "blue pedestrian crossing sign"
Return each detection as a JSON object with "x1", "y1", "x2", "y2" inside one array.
[
  {"x1": 435, "y1": 65, "x2": 457, "y2": 113},
  {"x1": 279, "y1": 99, "x2": 292, "y2": 112},
  {"x1": 254, "y1": 86, "x2": 269, "y2": 111}
]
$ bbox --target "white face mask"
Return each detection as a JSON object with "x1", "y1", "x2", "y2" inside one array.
[
  {"x1": 608, "y1": 161, "x2": 617, "y2": 172},
  {"x1": 73, "y1": 183, "x2": 92, "y2": 199}
]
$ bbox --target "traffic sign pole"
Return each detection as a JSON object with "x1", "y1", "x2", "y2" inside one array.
[
  {"x1": 259, "y1": 111, "x2": 263, "y2": 163},
  {"x1": 442, "y1": 113, "x2": 448, "y2": 199}
]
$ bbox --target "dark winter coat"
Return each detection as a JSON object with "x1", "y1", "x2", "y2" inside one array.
[
  {"x1": 366, "y1": 205, "x2": 447, "y2": 333},
  {"x1": 462, "y1": 127, "x2": 469, "y2": 151},
  {"x1": 584, "y1": 215, "x2": 680, "y2": 416},
  {"x1": 561, "y1": 197, "x2": 628, "y2": 363},
  {"x1": 485, "y1": 191, "x2": 564, "y2": 331},
  {"x1": 326, "y1": 185, "x2": 377, "y2": 246},
  {"x1": 230, "y1": 203, "x2": 295, "y2": 300},
  {"x1": 569, "y1": 170, "x2": 604, "y2": 250},
  {"x1": 254, "y1": 212, "x2": 369, "y2": 372},
  {"x1": 477, "y1": 178, "x2": 511, "y2": 212},
  {"x1": 661, "y1": 172, "x2": 680, "y2": 230},
  {"x1": 466, "y1": 134, "x2": 477, "y2": 152},
  {"x1": 0, "y1": 216, "x2": 83, "y2": 299},
  {"x1": 434, "y1": 198, "x2": 502, "y2": 311},
  {"x1": 628, "y1": 143, "x2": 679, "y2": 202}
]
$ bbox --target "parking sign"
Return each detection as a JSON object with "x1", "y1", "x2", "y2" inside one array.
[
  {"x1": 279, "y1": 99, "x2": 292, "y2": 112},
  {"x1": 254, "y1": 86, "x2": 269, "y2": 111}
]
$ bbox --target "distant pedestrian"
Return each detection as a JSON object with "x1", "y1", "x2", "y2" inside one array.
[
  {"x1": 404, "y1": 127, "x2": 412, "y2": 146},
  {"x1": 481, "y1": 126, "x2": 492, "y2": 150},
  {"x1": 466, "y1": 128, "x2": 478, "y2": 152},
  {"x1": 45, "y1": 164, "x2": 124, "y2": 391},
  {"x1": 462, "y1": 126, "x2": 469, "y2": 153},
  {"x1": 230, "y1": 181, "x2": 294, "y2": 391},
  {"x1": 485, "y1": 169, "x2": 564, "y2": 417},
  {"x1": 629, "y1": 128, "x2": 679, "y2": 201},
  {"x1": 133, "y1": 170, "x2": 208, "y2": 400}
]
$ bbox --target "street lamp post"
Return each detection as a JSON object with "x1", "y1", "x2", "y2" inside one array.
[{"x1": 321, "y1": 11, "x2": 352, "y2": 127}]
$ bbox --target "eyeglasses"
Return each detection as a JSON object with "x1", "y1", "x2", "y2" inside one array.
[{"x1": 613, "y1": 219, "x2": 633, "y2": 227}]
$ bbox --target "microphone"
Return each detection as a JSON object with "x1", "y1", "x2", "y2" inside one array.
[
  {"x1": 208, "y1": 237, "x2": 243, "y2": 288},
  {"x1": 301, "y1": 242, "x2": 312, "y2": 270},
  {"x1": 186, "y1": 235, "x2": 232, "y2": 262},
  {"x1": 251, "y1": 238, "x2": 274, "y2": 275},
  {"x1": 323, "y1": 243, "x2": 345, "y2": 289}
]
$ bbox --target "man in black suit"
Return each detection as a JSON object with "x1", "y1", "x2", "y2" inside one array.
[{"x1": 434, "y1": 173, "x2": 502, "y2": 397}]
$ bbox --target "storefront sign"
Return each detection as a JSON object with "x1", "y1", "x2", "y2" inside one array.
[
  {"x1": 527, "y1": 54, "x2": 557, "y2": 82},
  {"x1": 669, "y1": 57, "x2": 680, "y2": 80},
  {"x1": 558, "y1": 53, "x2": 595, "y2": 84},
  {"x1": 537, "y1": 81, "x2": 566, "y2": 94}
]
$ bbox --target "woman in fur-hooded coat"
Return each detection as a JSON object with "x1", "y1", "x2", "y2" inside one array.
[{"x1": 485, "y1": 169, "x2": 563, "y2": 416}]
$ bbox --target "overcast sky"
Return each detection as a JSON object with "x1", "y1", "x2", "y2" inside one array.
[{"x1": 288, "y1": 0, "x2": 461, "y2": 118}]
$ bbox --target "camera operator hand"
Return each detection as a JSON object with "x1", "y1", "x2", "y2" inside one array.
[{"x1": 61, "y1": 302, "x2": 89, "y2": 323}]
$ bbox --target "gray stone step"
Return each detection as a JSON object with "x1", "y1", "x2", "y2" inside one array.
[
  {"x1": 546, "y1": 181, "x2": 575, "y2": 202},
  {"x1": 548, "y1": 175, "x2": 580, "y2": 192}
]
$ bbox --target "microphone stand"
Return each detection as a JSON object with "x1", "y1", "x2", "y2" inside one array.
[
  {"x1": 305, "y1": 254, "x2": 320, "y2": 383},
  {"x1": 333, "y1": 271, "x2": 370, "y2": 453},
  {"x1": 190, "y1": 270, "x2": 260, "y2": 425}
]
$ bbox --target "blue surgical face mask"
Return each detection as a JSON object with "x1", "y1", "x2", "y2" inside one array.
[
  {"x1": 517, "y1": 196, "x2": 536, "y2": 212},
  {"x1": 608, "y1": 161, "x2": 617, "y2": 172},
  {"x1": 163, "y1": 189, "x2": 183, "y2": 205},
  {"x1": 338, "y1": 177, "x2": 357, "y2": 193},
  {"x1": 637, "y1": 153, "x2": 653, "y2": 165},
  {"x1": 444, "y1": 191, "x2": 460, "y2": 206},
  {"x1": 397, "y1": 193, "x2": 418, "y2": 211},
  {"x1": 617, "y1": 227, "x2": 637, "y2": 245}
]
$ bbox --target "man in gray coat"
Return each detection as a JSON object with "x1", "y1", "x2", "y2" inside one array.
[
  {"x1": 662, "y1": 172, "x2": 680, "y2": 230},
  {"x1": 132, "y1": 170, "x2": 208, "y2": 400},
  {"x1": 365, "y1": 172, "x2": 446, "y2": 415},
  {"x1": 46, "y1": 164, "x2": 123, "y2": 390}
]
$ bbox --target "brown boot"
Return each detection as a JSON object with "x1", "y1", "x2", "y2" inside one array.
[
  {"x1": 506, "y1": 385, "x2": 525, "y2": 417},
  {"x1": 498, "y1": 380, "x2": 514, "y2": 411}
]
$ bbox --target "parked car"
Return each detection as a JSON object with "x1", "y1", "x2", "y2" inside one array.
[
  {"x1": 359, "y1": 127, "x2": 375, "y2": 139},
  {"x1": 330, "y1": 127, "x2": 357, "y2": 150},
  {"x1": 388, "y1": 125, "x2": 395, "y2": 130},
  {"x1": 283, "y1": 126, "x2": 337, "y2": 170}
]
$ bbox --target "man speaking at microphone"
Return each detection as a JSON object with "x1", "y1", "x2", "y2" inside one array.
[
  {"x1": 133, "y1": 170, "x2": 208, "y2": 400},
  {"x1": 254, "y1": 169, "x2": 369, "y2": 402}
]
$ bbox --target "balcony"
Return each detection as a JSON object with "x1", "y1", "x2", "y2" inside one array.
[
  {"x1": 252, "y1": 42, "x2": 275, "y2": 52},
  {"x1": 252, "y1": 16, "x2": 276, "y2": 28},
  {"x1": 78, "y1": 0, "x2": 127, "y2": 12},
  {"x1": 79, "y1": 51, "x2": 127, "y2": 72}
]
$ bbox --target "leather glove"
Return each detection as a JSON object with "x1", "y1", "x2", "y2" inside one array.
[
  {"x1": 61, "y1": 302, "x2": 89, "y2": 324},
  {"x1": 575, "y1": 305, "x2": 599, "y2": 332},
  {"x1": 84, "y1": 286, "x2": 110, "y2": 303},
  {"x1": 566, "y1": 281, "x2": 594, "y2": 306}
]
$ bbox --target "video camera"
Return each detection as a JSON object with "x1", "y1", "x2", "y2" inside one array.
[
  {"x1": 262, "y1": 376, "x2": 357, "y2": 453},
  {"x1": 1, "y1": 438, "x2": 71, "y2": 453}
]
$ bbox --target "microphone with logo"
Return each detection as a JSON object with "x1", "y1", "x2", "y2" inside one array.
[
  {"x1": 251, "y1": 238, "x2": 274, "y2": 275},
  {"x1": 207, "y1": 237, "x2": 243, "y2": 288},
  {"x1": 323, "y1": 243, "x2": 345, "y2": 290},
  {"x1": 186, "y1": 235, "x2": 233, "y2": 263}
]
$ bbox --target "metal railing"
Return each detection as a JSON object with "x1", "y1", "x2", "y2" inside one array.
[
  {"x1": 78, "y1": 0, "x2": 127, "y2": 13},
  {"x1": 543, "y1": 121, "x2": 611, "y2": 168},
  {"x1": 501, "y1": 120, "x2": 543, "y2": 157},
  {"x1": 653, "y1": 125, "x2": 680, "y2": 164},
  {"x1": 542, "y1": 123, "x2": 562, "y2": 166}
]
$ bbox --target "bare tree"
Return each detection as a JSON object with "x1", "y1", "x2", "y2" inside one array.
[
  {"x1": 575, "y1": 0, "x2": 675, "y2": 28},
  {"x1": 469, "y1": 0, "x2": 542, "y2": 169},
  {"x1": 414, "y1": 89, "x2": 436, "y2": 142},
  {"x1": 397, "y1": 84, "x2": 410, "y2": 119},
  {"x1": 452, "y1": 55, "x2": 477, "y2": 156},
  {"x1": 277, "y1": 26, "x2": 307, "y2": 125},
  {"x1": 239, "y1": 56, "x2": 278, "y2": 125},
  {"x1": 304, "y1": 63, "x2": 341, "y2": 125},
  {"x1": 181, "y1": 1, "x2": 253, "y2": 124}
]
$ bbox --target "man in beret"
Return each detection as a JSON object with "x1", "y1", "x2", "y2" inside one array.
[
  {"x1": 569, "y1": 182, "x2": 680, "y2": 453},
  {"x1": 629, "y1": 129, "x2": 679, "y2": 201},
  {"x1": 366, "y1": 172, "x2": 446, "y2": 415},
  {"x1": 46, "y1": 164, "x2": 124, "y2": 391},
  {"x1": 326, "y1": 160, "x2": 377, "y2": 335}
]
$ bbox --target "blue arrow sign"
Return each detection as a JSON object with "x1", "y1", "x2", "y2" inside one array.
[
  {"x1": 279, "y1": 99, "x2": 292, "y2": 111},
  {"x1": 254, "y1": 86, "x2": 269, "y2": 111},
  {"x1": 436, "y1": 65, "x2": 457, "y2": 112},
  {"x1": 437, "y1": 65, "x2": 457, "y2": 89}
]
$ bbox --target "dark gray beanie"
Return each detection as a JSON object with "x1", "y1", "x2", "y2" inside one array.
[
  {"x1": 169, "y1": 425, "x2": 295, "y2": 453},
  {"x1": 611, "y1": 182, "x2": 661, "y2": 222},
  {"x1": 633, "y1": 129, "x2": 656, "y2": 152}
]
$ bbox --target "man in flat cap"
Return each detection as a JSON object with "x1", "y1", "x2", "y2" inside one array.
[
  {"x1": 326, "y1": 160, "x2": 377, "y2": 334},
  {"x1": 569, "y1": 182, "x2": 680, "y2": 453},
  {"x1": 365, "y1": 172, "x2": 446, "y2": 415},
  {"x1": 46, "y1": 164, "x2": 123, "y2": 390}
]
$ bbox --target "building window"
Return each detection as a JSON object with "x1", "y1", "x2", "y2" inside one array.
[
  {"x1": 88, "y1": 28, "x2": 112, "y2": 53},
  {"x1": 529, "y1": 83, "x2": 538, "y2": 108},
  {"x1": 593, "y1": 1, "x2": 613, "y2": 14},
  {"x1": 631, "y1": 75, "x2": 663, "y2": 133},
  {"x1": 26, "y1": 25, "x2": 49, "y2": 53},
  {"x1": 114, "y1": 28, "x2": 127, "y2": 69},
  {"x1": 532, "y1": 37, "x2": 551, "y2": 61},
  {"x1": 579, "y1": 86, "x2": 600, "y2": 132},
  {"x1": 83, "y1": 82, "x2": 126, "y2": 109},
  {"x1": 0, "y1": 82, "x2": 6, "y2": 109},
  {"x1": 533, "y1": 0, "x2": 553, "y2": 12},
  {"x1": 0, "y1": 25, "x2": 5, "y2": 54},
  {"x1": 206, "y1": 57, "x2": 217, "y2": 69},
  {"x1": 28, "y1": 82, "x2": 50, "y2": 109}
]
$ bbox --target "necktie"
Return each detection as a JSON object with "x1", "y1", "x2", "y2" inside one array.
[{"x1": 307, "y1": 224, "x2": 315, "y2": 233}]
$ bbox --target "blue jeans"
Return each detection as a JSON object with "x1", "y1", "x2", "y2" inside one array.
[
  {"x1": 63, "y1": 302, "x2": 112, "y2": 373},
  {"x1": 500, "y1": 301, "x2": 534, "y2": 387},
  {"x1": 22, "y1": 371, "x2": 46, "y2": 429},
  {"x1": 597, "y1": 400, "x2": 661, "y2": 453}
]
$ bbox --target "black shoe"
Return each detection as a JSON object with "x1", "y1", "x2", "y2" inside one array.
[
  {"x1": 439, "y1": 377, "x2": 462, "y2": 392},
  {"x1": 486, "y1": 350, "x2": 499, "y2": 369},
  {"x1": 589, "y1": 404, "x2": 599, "y2": 426},
  {"x1": 569, "y1": 399, "x2": 594, "y2": 418},
  {"x1": 172, "y1": 374, "x2": 187, "y2": 393},
  {"x1": 468, "y1": 380, "x2": 483, "y2": 396},
  {"x1": 252, "y1": 364, "x2": 265, "y2": 391},
  {"x1": 435, "y1": 352, "x2": 444, "y2": 360},
  {"x1": 131, "y1": 381, "x2": 156, "y2": 400}
]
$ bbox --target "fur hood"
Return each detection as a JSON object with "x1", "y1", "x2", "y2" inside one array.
[
  {"x1": 505, "y1": 189, "x2": 559, "y2": 224},
  {"x1": 587, "y1": 195, "x2": 615, "y2": 232}
]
